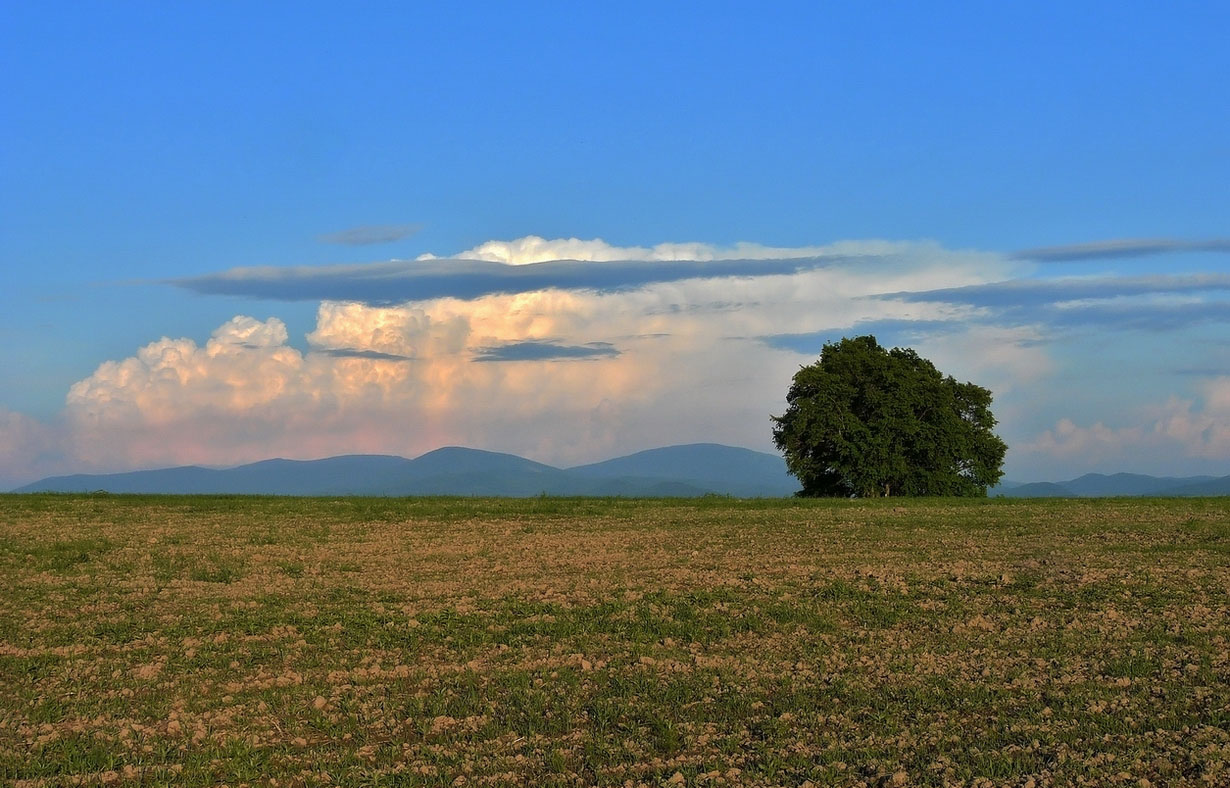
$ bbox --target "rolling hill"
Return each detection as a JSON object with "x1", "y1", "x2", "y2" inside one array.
[
  {"x1": 13, "y1": 447, "x2": 1228, "y2": 498},
  {"x1": 995, "y1": 481, "x2": 1074, "y2": 498},
  {"x1": 567, "y1": 443, "x2": 798, "y2": 498},
  {"x1": 995, "y1": 472, "x2": 1230, "y2": 498},
  {"x1": 1059, "y1": 473, "x2": 1219, "y2": 497},
  {"x1": 13, "y1": 444, "x2": 796, "y2": 498}
]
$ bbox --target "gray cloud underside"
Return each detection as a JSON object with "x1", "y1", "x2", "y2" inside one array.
[
  {"x1": 311, "y1": 347, "x2": 415, "y2": 361},
  {"x1": 1014, "y1": 238, "x2": 1230, "y2": 262},
  {"x1": 170, "y1": 256, "x2": 851, "y2": 304},
  {"x1": 886, "y1": 274, "x2": 1230, "y2": 308},
  {"x1": 317, "y1": 224, "x2": 423, "y2": 246},
  {"x1": 1040, "y1": 300, "x2": 1230, "y2": 332},
  {"x1": 765, "y1": 292, "x2": 1230, "y2": 355},
  {"x1": 472, "y1": 341, "x2": 620, "y2": 362},
  {"x1": 645, "y1": 301, "x2": 755, "y2": 315},
  {"x1": 846, "y1": 275, "x2": 1230, "y2": 337}
]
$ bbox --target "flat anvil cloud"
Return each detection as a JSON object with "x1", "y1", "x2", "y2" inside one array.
[
  {"x1": 887, "y1": 274, "x2": 1230, "y2": 333},
  {"x1": 170, "y1": 236, "x2": 944, "y2": 304},
  {"x1": 890, "y1": 273, "x2": 1230, "y2": 308},
  {"x1": 1014, "y1": 237, "x2": 1230, "y2": 262},
  {"x1": 171, "y1": 255, "x2": 853, "y2": 304}
]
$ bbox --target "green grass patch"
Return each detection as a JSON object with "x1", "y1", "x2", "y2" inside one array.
[{"x1": 0, "y1": 493, "x2": 1225, "y2": 786}]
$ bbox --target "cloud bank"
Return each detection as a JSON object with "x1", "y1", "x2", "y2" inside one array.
[
  {"x1": 890, "y1": 274, "x2": 1230, "y2": 333},
  {"x1": 173, "y1": 255, "x2": 845, "y2": 304},
  {"x1": 4, "y1": 238, "x2": 1029, "y2": 481},
  {"x1": 1014, "y1": 237, "x2": 1230, "y2": 262},
  {"x1": 892, "y1": 274, "x2": 1230, "y2": 308},
  {"x1": 1019, "y1": 377, "x2": 1230, "y2": 472},
  {"x1": 432, "y1": 236, "x2": 891, "y2": 264},
  {"x1": 4, "y1": 235, "x2": 1228, "y2": 486},
  {"x1": 170, "y1": 237, "x2": 967, "y2": 305}
]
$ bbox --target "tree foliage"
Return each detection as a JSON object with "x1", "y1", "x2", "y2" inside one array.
[{"x1": 771, "y1": 335, "x2": 1007, "y2": 497}]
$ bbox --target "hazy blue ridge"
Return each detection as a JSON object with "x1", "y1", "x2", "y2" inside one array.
[
  {"x1": 12, "y1": 447, "x2": 1228, "y2": 497},
  {"x1": 12, "y1": 444, "x2": 796, "y2": 498},
  {"x1": 1059, "y1": 472, "x2": 1218, "y2": 497},
  {"x1": 996, "y1": 482, "x2": 1076, "y2": 498},
  {"x1": 993, "y1": 473, "x2": 1230, "y2": 497},
  {"x1": 9, "y1": 466, "x2": 220, "y2": 495},
  {"x1": 566, "y1": 443, "x2": 798, "y2": 497},
  {"x1": 1162, "y1": 475, "x2": 1230, "y2": 496},
  {"x1": 405, "y1": 447, "x2": 559, "y2": 478}
]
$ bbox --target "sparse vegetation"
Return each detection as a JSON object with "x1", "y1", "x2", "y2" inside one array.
[{"x1": 0, "y1": 494, "x2": 1226, "y2": 786}]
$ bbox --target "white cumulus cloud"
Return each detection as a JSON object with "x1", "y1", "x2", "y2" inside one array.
[
  {"x1": 427, "y1": 235, "x2": 914, "y2": 265},
  {"x1": 29, "y1": 235, "x2": 1224, "y2": 485},
  {"x1": 1021, "y1": 377, "x2": 1230, "y2": 475},
  {"x1": 41, "y1": 237, "x2": 1026, "y2": 475}
]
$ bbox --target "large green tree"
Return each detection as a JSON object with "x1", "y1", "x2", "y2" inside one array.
[{"x1": 771, "y1": 335, "x2": 1006, "y2": 497}]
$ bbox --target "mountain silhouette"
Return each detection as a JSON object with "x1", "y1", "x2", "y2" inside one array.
[
  {"x1": 13, "y1": 444, "x2": 795, "y2": 497},
  {"x1": 993, "y1": 472, "x2": 1229, "y2": 498},
  {"x1": 14, "y1": 448, "x2": 1227, "y2": 497}
]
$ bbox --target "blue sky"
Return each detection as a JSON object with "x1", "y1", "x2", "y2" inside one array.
[{"x1": 2, "y1": 2, "x2": 1228, "y2": 487}]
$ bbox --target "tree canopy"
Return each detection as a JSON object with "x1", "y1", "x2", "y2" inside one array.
[{"x1": 771, "y1": 335, "x2": 1006, "y2": 497}]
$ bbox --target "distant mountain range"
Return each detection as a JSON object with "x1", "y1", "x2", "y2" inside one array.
[
  {"x1": 11, "y1": 447, "x2": 1228, "y2": 497},
  {"x1": 992, "y1": 472, "x2": 1230, "y2": 498},
  {"x1": 11, "y1": 444, "x2": 800, "y2": 497}
]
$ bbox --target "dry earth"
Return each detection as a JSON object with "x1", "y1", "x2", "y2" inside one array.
[{"x1": 0, "y1": 495, "x2": 1226, "y2": 787}]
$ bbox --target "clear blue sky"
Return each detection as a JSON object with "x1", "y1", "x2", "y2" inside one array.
[{"x1": 2, "y1": 2, "x2": 1228, "y2": 486}]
